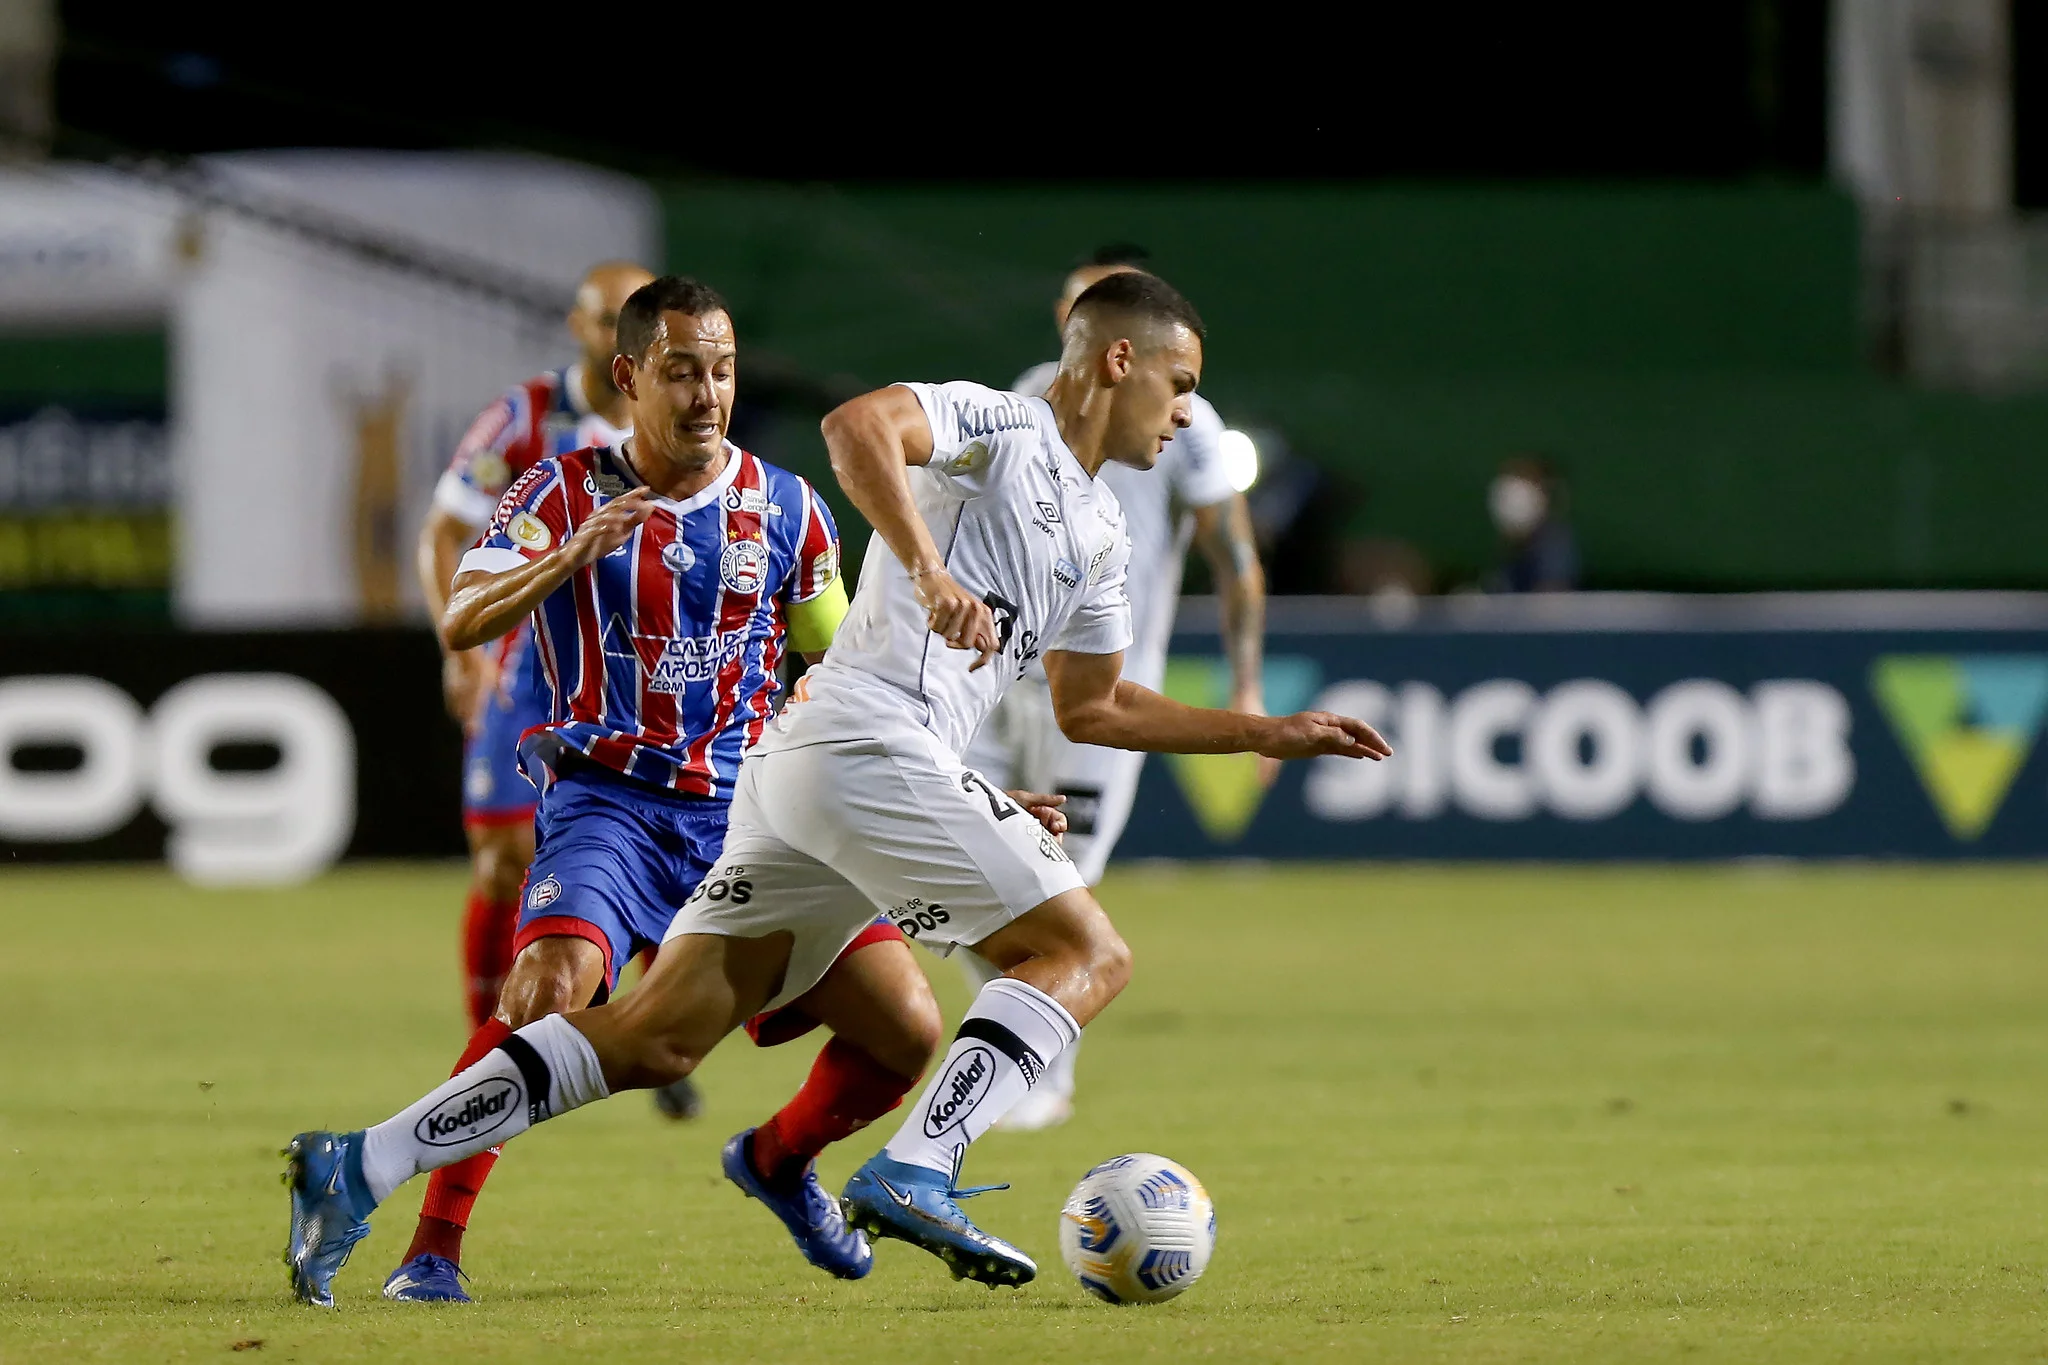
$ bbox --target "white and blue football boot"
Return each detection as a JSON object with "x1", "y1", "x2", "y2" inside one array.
[
  {"x1": 282, "y1": 1130, "x2": 376, "y2": 1307},
  {"x1": 840, "y1": 1151, "x2": 1035, "y2": 1287},
  {"x1": 382, "y1": 1253, "x2": 471, "y2": 1303},
  {"x1": 721, "y1": 1129, "x2": 872, "y2": 1279}
]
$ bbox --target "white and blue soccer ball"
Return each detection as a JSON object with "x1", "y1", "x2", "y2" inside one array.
[{"x1": 1058, "y1": 1153, "x2": 1216, "y2": 1305}]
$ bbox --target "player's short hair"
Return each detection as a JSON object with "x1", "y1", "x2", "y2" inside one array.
[
  {"x1": 1083, "y1": 242, "x2": 1152, "y2": 269},
  {"x1": 617, "y1": 276, "x2": 730, "y2": 363},
  {"x1": 1068, "y1": 270, "x2": 1205, "y2": 345}
]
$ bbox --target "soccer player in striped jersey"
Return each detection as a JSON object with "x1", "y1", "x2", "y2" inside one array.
[
  {"x1": 369, "y1": 277, "x2": 978, "y2": 1304},
  {"x1": 416, "y1": 260, "x2": 650, "y2": 1033}
]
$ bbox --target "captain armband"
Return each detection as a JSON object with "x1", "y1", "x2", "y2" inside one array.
[{"x1": 785, "y1": 576, "x2": 850, "y2": 654}]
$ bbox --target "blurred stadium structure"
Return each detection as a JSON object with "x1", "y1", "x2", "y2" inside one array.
[{"x1": 5, "y1": 0, "x2": 2048, "y2": 878}]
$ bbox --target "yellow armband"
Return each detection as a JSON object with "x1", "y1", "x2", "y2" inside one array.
[{"x1": 785, "y1": 576, "x2": 849, "y2": 654}]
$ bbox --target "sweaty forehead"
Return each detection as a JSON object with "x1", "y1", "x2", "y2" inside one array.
[{"x1": 652, "y1": 309, "x2": 736, "y2": 353}]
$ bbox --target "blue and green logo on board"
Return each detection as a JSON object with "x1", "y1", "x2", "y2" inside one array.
[
  {"x1": 1872, "y1": 655, "x2": 2048, "y2": 841},
  {"x1": 1158, "y1": 655, "x2": 1322, "y2": 843}
]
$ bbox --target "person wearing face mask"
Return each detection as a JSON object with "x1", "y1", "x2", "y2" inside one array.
[{"x1": 1485, "y1": 455, "x2": 1579, "y2": 594}]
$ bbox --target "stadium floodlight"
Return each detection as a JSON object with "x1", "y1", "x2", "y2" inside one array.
[{"x1": 1218, "y1": 428, "x2": 1258, "y2": 492}]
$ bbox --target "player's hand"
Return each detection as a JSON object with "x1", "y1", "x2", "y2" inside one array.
[
  {"x1": 442, "y1": 650, "x2": 488, "y2": 728},
  {"x1": 1232, "y1": 686, "x2": 1283, "y2": 789},
  {"x1": 566, "y1": 486, "x2": 657, "y2": 568},
  {"x1": 1255, "y1": 711, "x2": 1392, "y2": 762},
  {"x1": 911, "y1": 566, "x2": 1001, "y2": 671},
  {"x1": 1008, "y1": 790, "x2": 1068, "y2": 838}
]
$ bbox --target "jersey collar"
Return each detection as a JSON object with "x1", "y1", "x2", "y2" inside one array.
[{"x1": 612, "y1": 439, "x2": 744, "y2": 514}]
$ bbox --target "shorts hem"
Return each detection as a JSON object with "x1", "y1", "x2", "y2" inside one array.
[
  {"x1": 513, "y1": 915, "x2": 617, "y2": 988},
  {"x1": 464, "y1": 805, "x2": 539, "y2": 829}
]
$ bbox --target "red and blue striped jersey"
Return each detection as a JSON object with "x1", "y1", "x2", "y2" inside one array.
[
  {"x1": 434, "y1": 365, "x2": 631, "y2": 712},
  {"x1": 462, "y1": 441, "x2": 840, "y2": 799},
  {"x1": 432, "y1": 364, "x2": 629, "y2": 530}
]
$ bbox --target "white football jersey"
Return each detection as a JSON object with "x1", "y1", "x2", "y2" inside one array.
[
  {"x1": 759, "y1": 380, "x2": 1133, "y2": 758},
  {"x1": 1013, "y1": 361, "x2": 1235, "y2": 685}
]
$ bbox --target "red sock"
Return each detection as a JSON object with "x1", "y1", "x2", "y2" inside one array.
[
  {"x1": 751, "y1": 1038, "x2": 920, "y2": 1183},
  {"x1": 403, "y1": 1016, "x2": 514, "y2": 1266},
  {"x1": 461, "y1": 890, "x2": 519, "y2": 1028}
]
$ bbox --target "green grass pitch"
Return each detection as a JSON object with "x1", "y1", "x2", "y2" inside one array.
[{"x1": 3, "y1": 862, "x2": 2047, "y2": 1362}]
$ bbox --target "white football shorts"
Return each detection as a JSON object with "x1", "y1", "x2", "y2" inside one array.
[
  {"x1": 663, "y1": 729, "x2": 1087, "y2": 1011},
  {"x1": 958, "y1": 673, "x2": 1146, "y2": 887}
]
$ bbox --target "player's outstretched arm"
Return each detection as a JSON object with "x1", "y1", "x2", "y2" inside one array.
[
  {"x1": 1043, "y1": 648, "x2": 1391, "y2": 762},
  {"x1": 442, "y1": 488, "x2": 656, "y2": 651},
  {"x1": 820, "y1": 387, "x2": 1000, "y2": 669}
]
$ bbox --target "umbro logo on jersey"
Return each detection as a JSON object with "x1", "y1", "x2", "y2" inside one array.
[{"x1": 1035, "y1": 501, "x2": 1061, "y2": 524}]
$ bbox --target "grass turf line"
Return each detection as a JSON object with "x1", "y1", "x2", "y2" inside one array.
[{"x1": 1, "y1": 862, "x2": 2045, "y2": 1362}]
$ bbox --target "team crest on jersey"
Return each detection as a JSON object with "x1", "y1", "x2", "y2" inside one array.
[
  {"x1": 1038, "y1": 832, "x2": 1071, "y2": 863},
  {"x1": 508, "y1": 512, "x2": 552, "y2": 552},
  {"x1": 720, "y1": 538, "x2": 770, "y2": 595},
  {"x1": 1087, "y1": 538, "x2": 1113, "y2": 584},
  {"x1": 527, "y1": 876, "x2": 562, "y2": 910},
  {"x1": 662, "y1": 540, "x2": 697, "y2": 573}
]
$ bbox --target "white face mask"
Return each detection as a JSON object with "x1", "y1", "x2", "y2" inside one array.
[{"x1": 1488, "y1": 475, "x2": 1548, "y2": 537}]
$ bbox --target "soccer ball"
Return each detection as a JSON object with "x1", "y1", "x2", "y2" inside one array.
[{"x1": 1058, "y1": 1153, "x2": 1216, "y2": 1305}]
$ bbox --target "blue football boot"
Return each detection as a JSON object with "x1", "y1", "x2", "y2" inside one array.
[
  {"x1": 840, "y1": 1151, "x2": 1036, "y2": 1287},
  {"x1": 721, "y1": 1129, "x2": 872, "y2": 1280},
  {"x1": 282, "y1": 1130, "x2": 376, "y2": 1307},
  {"x1": 382, "y1": 1253, "x2": 471, "y2": 1303}
]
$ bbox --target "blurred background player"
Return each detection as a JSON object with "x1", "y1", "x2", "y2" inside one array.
[{"x1": 957, "y1": 245, "x2": 1271, "y2": 1130}]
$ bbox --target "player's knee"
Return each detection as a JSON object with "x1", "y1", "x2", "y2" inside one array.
[
  {"x1": 882, "y1": 990, "x2": 945, "y2": 1079},
  {"x1": 1092, "y1": 927, "x2": 1134, "y2": 999},
  {"x1": 494, "y1": 940, "x2": 600, "y2": 1027}
]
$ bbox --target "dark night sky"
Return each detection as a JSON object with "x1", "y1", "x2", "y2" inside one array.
[{"x1": 53, "y1": 5, "x2": 1833, "y2": 182}]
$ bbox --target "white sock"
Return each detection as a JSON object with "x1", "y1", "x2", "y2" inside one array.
[
  {"x1": 961, "y1": 952, "x2": 1081, "y2": 1102},
  {"x1": 884, "y1": 976, "x2": 1080, "y2": 1175},
  {"x1": 359, "y1": 1014, "x2": 609, "y2": 1204}
]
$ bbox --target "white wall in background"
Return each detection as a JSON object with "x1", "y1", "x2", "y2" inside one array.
[
  {"x1": 0, "y1": 167, "x2": 181, "y2": 326},
  {"x1": 172, "y1": 152, "x2": 659, "y2": 627}
]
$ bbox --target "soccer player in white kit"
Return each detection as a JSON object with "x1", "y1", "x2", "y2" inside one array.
[
  {"x1": 959, "y1": 247, "x2": 1270, "y2": 1130},
  {"x1": 281, "y1": 272, "x2": 1388, "y2": 1295}
]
